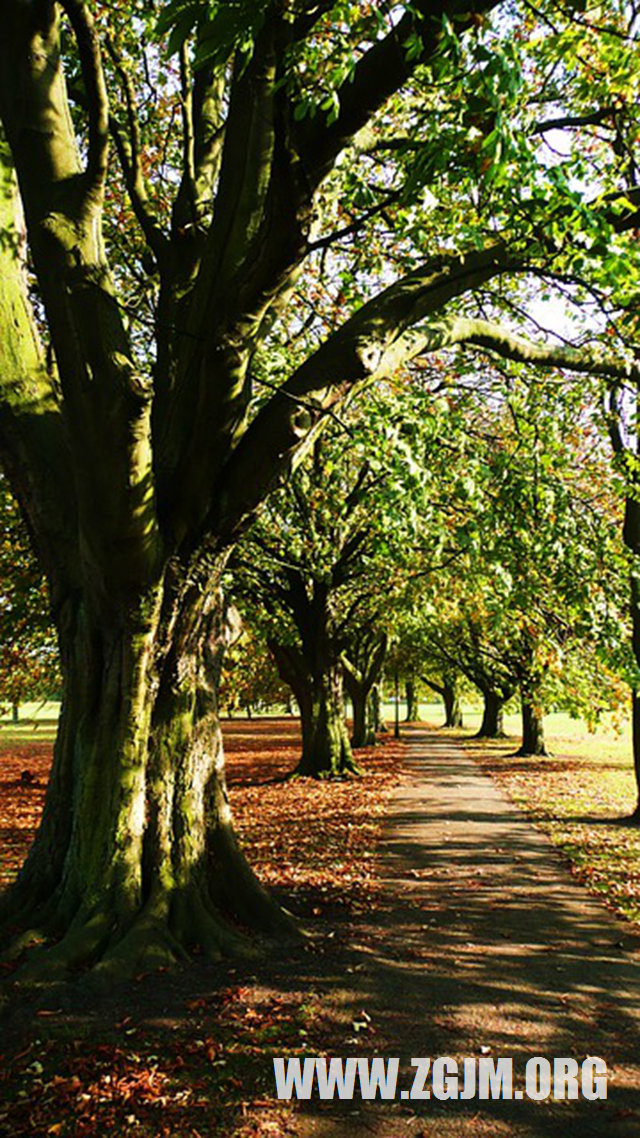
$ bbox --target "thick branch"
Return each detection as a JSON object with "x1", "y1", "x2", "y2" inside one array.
[
  {"x1": 296, "y1": 0, "x2": 500, "y2": 190},
  {"x1": 210, "y1": 242, "x2": 513, "y2": 539},
  {"x1": 0, "y1": 133, "x2": 77, "y2": 587},
  {"x1": 444, "y1": 316, "x2": 640, "y2": 382},
  {"x1": 60, "y1": 0, "x2": 109, "y2": 210}
]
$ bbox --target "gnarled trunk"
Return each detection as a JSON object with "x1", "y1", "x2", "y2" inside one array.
[
  {"x1": 270, "y1": 642, "x2": 358, "y2": 777},
  {"x1": 476, "y1": 689, "x2": 505, "y2": 738},
  {"x1": 1, "y1": 564, "x2": 295, "y2": 982},
  {"x1": 299, "y1": 666, "x2": 355, "y2": 776}
]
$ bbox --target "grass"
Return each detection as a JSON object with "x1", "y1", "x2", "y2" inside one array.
[{"x1": 447, "y1": 709, "x2": 640, "y2": 927}]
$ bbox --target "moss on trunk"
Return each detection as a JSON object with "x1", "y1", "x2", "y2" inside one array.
[{"x1": 0, "y1": 566, "x2": 298, "y2": 984}]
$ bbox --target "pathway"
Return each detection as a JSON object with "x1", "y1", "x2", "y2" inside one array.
[{"x1": 295, "y1": 728, "x2": 640, "y2": 1137}]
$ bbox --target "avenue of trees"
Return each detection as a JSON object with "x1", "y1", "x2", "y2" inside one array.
[{"x1": 1, "y1": 0, "x2": 640, "y2": 979}]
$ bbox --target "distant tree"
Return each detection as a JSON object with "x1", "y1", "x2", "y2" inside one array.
[
  {"x1": 0, "y1": 478, "x2": 59, "y2": 718},
  {"x1": 219, "y1": 623, "x2": 290, "y2": 718}
]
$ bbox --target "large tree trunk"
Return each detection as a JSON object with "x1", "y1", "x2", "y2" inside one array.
[
  {"x1": 443, "y1": 682, "x2": 463, "y2": 728},
  {"x1": 405, "y1": 680, "x2": 419, "y2": 722},
  {"x1": 270, "y1": 642, "x2": 358, "y2": 777},
  {"x1": 516, "y1": 698, "x2": 547, "y2": 757},
  {"x1": 476, "y1": 690, "x2": 505, "y2": 738},
  {"x1": 299, "y1": 666, "x2": 356, "y2": 776},
  {"x1": 1, "y1": 566, "x2": 296, "y2": 982},
  {"x1": 629, "y1": 567, "x2": 640, "y2": 818}
]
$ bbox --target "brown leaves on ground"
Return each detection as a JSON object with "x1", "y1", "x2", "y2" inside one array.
[
  {"x1": 225, "y1": 719, "x2": 405, "y2": 916},
  {"x1": 0, "y1": 717, "x2": 408, "y2": 1137},
  {"x1": 0, "y1": 741, "x2": 51, "y2": 889}
]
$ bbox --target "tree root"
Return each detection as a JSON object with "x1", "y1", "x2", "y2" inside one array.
[{"x1": 2, "y1": 872, "x2": 301, "y2": 987}]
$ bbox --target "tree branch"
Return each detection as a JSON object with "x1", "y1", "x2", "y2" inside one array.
[
  {"x1": 296, "y1": 0, "x2": 500, "y2": 190},
  {"x1": 210, "y1": 241, "x2": 514, "y2": 539},
  {"x1": 443, "y1": 316, "x2": 640, "y2": 382},
  {"x1": 104, "y1": 36, "x2": 168, "y2": 259},
  {"x1": 60, "y1": 0, "x2": 109, "y2": 210},
  {"x1": 532, "y1": 107, "x2": 613, "y2": 134}
]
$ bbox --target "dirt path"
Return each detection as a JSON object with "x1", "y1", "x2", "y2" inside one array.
[{"x1": 293, "y1": 727, "x2": 640, "y2": 1138}]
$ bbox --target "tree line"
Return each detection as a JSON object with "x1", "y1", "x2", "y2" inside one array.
[{"x1": 1, "y1": 0, "x2": 640, "y2": 979}]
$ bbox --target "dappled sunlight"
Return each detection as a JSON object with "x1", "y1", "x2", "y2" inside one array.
[{"x1": 464, "y1": 725, "x2": 640, "y2": 924}]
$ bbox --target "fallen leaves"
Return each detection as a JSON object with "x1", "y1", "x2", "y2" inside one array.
[
  {"x1": 469, "y1": 735, "x2": 640, "y2": 926},
  {"x1": 0, "y1": 717, "x2": 408, "y2": 1137}
]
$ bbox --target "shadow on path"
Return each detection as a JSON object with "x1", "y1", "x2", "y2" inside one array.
[{"x1": 296, "y1": 728, "x2": 640, "y2": 1138}]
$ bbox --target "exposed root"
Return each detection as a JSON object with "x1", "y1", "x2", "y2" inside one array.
[
  {"x1": 512, "y1": 746, "x2": 551, "y2": 758},
  {"x1": 2, "y1": 871, "x2": 301, "y2": 987},
  {"x1": 12, "y1": 909, "x2": 113, "y2": 985}
]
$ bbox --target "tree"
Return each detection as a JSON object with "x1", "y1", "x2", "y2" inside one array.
[
  {"x1": 341, "y1": 622, "x2": 387, "y2": 747},
  {"x1": 0, "y1": 477, "x2": 60, "y2": 718},
  {"x1": 218, "y1": 620, "x2": 290, "y2": 717},
  {"x1": 2, "y1": 0, "x2": 640, "y2": 978},
  {"x1": 232, "y1": 392, "x2": 418, "y2": 775}
]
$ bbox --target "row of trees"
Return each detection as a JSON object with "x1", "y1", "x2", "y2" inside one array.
[
  {"x1": 222, "y1": 359, "x2": 629, "y2": 769},
  {"x1": 2, "y1": 0, "x2": 640, "y2": 977}
]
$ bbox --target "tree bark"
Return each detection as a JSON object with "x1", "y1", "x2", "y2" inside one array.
[
  {"x1": 299, "y1": 666, "x2": 355, "y2": 776},
  {"x1": 349, "y1": 684, "x2": 377, "y2": 748},
  {"x1": 476, "y1": 690, "x2": 505, "y2": 738},
  {"x1": 342, "y1": 632, "x2": 386, "y2": 748},
  {"x1": 632, "y1": 689, "x2": 640, "y2": 820},
  {"x1": 1, "y1": 564, "x2": 296, "y2": 981},
  {"x1": 630, "y1": 567, "x2": 640, "y2": 818},
  {"x1": 270, "y1": 642, "x2": 358, "y2": 777},
  {"x1": 443, "y1": 682, "x2": 463, "y2": 728},
  {"x1": 515, "y1": 698, "x2": 548, "y2": 756},
  {"x1": 371, "y1": 683, "x2": 387, "y2": 733}
]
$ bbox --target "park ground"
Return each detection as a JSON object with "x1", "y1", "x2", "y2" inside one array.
[{"x1": 0, "y1": 710, "x2": 639, "y2": 1136}]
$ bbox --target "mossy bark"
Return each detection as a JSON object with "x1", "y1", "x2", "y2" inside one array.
[
  {"x1": 1, "y1": 564, "x2": 296, "y2": 983},
  {"x1": 298, "y1": 667, "x2": 357, "y2": 776},
  {"x1": 270, "y1": 641, "x2": 359, "y2": 777}
]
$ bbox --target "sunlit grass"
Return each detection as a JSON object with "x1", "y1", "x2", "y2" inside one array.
[{"x1": 451, "y1": 708, "x2": 640, "y2": 926}]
